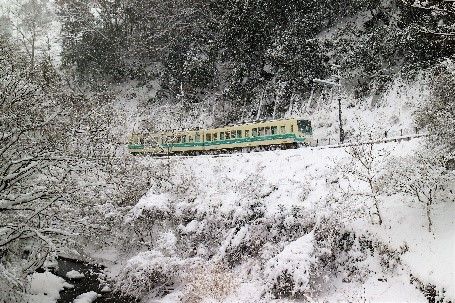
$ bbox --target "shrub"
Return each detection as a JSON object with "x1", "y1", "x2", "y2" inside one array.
[
  {"x1": 264, "y1": 231, "x2": 317, "y2": 298},
  {"x1": 115, "y1": 250, "x2": 181, "y2": 298},
  {"x1": 182, "y1": 262, "x2": 239, "y2": 303}
]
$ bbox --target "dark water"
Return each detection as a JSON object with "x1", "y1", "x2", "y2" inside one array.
[{"x1": 54, "y1": 258, "x2": 138, "y2": 303}]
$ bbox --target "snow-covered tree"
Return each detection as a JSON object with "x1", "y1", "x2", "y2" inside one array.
[
  {"x1": 342, "y1": 144, "x2": 388, "y2": 225},
  {"x1": 7, "y1": 0, "x2": 54, "y2": 70},
  {"x1": 0, "y1": 35, "x2": 72, "y2": 301},
  {"x1": 384, "y1": 150, "x2": 453, "y2": 233},
  {"x1": 416, "y1": 60, "x2": 455, "y2": 165}
]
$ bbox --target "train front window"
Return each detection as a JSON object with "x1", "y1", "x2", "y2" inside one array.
[{"x1": 297, "y1": 120, "x2": 312, "y2": 133}]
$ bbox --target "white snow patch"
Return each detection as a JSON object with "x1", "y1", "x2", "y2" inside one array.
[
  {"x1": 124, "y1": 192, "x2": 171, "y2": 223},
  {"x1": 66, "y1": 270, "x2": 85, "y2": 279},
  {"x1": 100, "y1": 285, "x2": 111, "y2": 292},
  {"x1": 27, "y1": 271, "x2": 72, "y2": 303},
  {"x1": 73, "y1": 291, "x2": 99, "y2": 303}
]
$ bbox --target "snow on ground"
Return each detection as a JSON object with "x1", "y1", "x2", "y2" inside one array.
[
  {"x1": 146, "y1": 138, "x2": 452, "y2": 302},
  {"x1": 66, "y1": 269, "x2": 85, "y2": 279},
  {"x1": 27, "y1": 271, "x2": 73, "y2": 303},
  {"x1": 73, "y1": 291, "x2": 99, "y2": 303}
]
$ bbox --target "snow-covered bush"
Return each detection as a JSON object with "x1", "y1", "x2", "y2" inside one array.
[
  {"x1": 123, "y1": 192, "x2": 174, "y2": 249},
  {"x1": 220, "y1": 224, "x2": 268, "y2": 266},
  {"x1": 0, "y1": 263, "x2": 25, "y2": 303},
  {"x1": 264, "y1": 231, "x2": 317, "y2": 298},
  {"x1": 182, "y1": 262, "x2": 239, "y2": 303},
  {"x1": 334, "y1": 234, "x2": 372, "y2": 283},
  {"x1": 265, "y1": 205, "x2": 315, "y2": 244},
  {"x1": 115, "y1": 250, "x2": 182, "y2": 298},
  {"x1": 177, "y1": 217, "x2": 225, "y2": 259},
  {"x1": 333, "y1": 231, "x2": 406, "y2": 283}
]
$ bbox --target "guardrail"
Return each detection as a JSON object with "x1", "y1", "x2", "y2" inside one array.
[{"x1": 309, "y1": 127, "x2": 426, "y2": 147}]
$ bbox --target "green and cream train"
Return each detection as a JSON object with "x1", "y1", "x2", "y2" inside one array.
[{"x1": 128, "y1": 118, "x2": 312, "y2": 155}]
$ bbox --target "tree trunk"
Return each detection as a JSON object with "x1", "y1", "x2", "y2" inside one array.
[
  {"x1": 301, "y1": 86, "x2": 314, "y2": 114},
  {"x1": 426, "y1": 202, "x2": 432, "y2": 233},
  {"x1": 373, "y1": 197, "x2": 383, "y2": 225},
  {"x1": 288, "y1": 97, "x2": 294, "y2": 117},
  {"x1": 256, "y1": 91, "x2": 264, "y2": 120},
  {"x1": 31, "y1": 31, "x2": 36, "y2": 70},
  {"x1": 272, "y1": 98, "x2": 278, "y2": 120}
]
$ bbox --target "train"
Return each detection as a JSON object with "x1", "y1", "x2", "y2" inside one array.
[{"x1": 128, "y1": 118, "x2": 313, "y2": 155}]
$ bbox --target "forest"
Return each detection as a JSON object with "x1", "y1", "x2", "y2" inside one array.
[{"x1": 0, "y1": 0, "x2": 454, "y2": 302}]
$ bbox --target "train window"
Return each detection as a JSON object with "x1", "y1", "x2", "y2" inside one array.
[
  {"x1": 297, "y1": 120, "x2": 312, "y2": 133},
  {"x1": 206, "y1": 134, "x2": 212, "y2": 141},
  {"x1": 245, "y1": 130, "x2": 250, "y2": 137},
  {"x1": 258, "y1": 127, "x2": 265, "y2": 136},
  {"x1": 195, "y1": 133, "x2": 200, "y2": 142},
  {"x1": 280, "y1": 126, "x2": 286, "y2": 134},
  {"x1": 225, "y1": 131, "x2": 231, "y2": 139},
  {"x1": 271, "y1": 126, "x2": 277, "y2": 135},
  {"x1": 213, "y1": 133, "x2": 218, "y2": 141},
  {"x1": 182, "y1": 135, "x2": 187, "y2": 143},
  {"x1": 252, "y1": 128, "x2": 257, "y2": 137},
  {"x1": 265, "y1": 126, "x2": 271, "y2": 135},
  {"x1": 220, "y1": 132, "x2": 225, "y2": 140},
  {"x1": 189, "y1": 136, "x2": 193, "y2": 143},
  {"x1": 291, "y1": 125, "x2": 294, "y2": 133},
  {"x1": 237, "y1": 130, "x2": 242, "y2": 138},
  {"x1": 231, "y1": 130, "x2": 236, "y2": 139}
]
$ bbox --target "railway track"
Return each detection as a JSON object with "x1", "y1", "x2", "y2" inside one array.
[{"x1": 149, "y1": 132, "x2": 429, "y2": 159}]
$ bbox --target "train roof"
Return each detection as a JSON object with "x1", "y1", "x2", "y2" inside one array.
[{"x1": 132, "y1": 117, "x2": 310, "y2": 135}]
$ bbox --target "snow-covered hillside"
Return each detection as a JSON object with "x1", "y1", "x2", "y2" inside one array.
[{"x1": 103, "y1": 138, "x2": 454, "y2": 302}]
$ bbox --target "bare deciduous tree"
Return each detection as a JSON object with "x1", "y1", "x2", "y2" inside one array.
[
  {"x1": 8, "y1": 0, "x2": 53, "y2": 70},
  {"x1": 343, "y1": 144, "x2": 388, "y2": 225},
  {"x1": 0, "y1": 36, "x2": 73, "y2": 300},
  {"x1": 383, "y1": 151, "x2": 453, "y2": 233}
]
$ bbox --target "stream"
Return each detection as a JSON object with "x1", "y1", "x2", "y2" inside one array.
[{"x1": 54, "y1": 257, "x2": 138, "y2": 303}]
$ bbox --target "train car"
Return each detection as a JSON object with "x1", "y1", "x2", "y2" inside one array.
[{"x1": 128, "y1": 118, "x2": 313, "y2": 155}]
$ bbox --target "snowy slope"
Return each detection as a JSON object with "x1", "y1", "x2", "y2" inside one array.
[{"x1": 116, "y1": 137, "x2": 453, "y2": 302}]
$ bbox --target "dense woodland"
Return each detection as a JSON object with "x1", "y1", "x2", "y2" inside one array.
[
  {"x1": 0, "y1": 0, "x2": 454, "y2": 302},
  {"x1": 55, "y1": 0, "x2": 455, "y2": 122}
]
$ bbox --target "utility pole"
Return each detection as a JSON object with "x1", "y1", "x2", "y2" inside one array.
[
  {"x1": 338, "y1": 97, "x2": 344, "y2": 143},
  {"x1": 313, "y1": 75, "x2": 344, "y2": 144}
]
